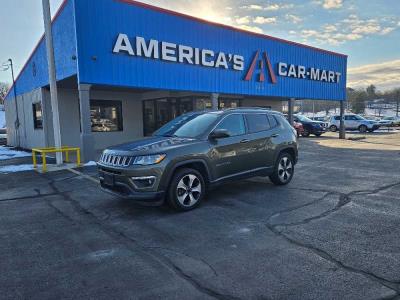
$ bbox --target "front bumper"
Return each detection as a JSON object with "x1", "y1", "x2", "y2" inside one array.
[{"x1": 98, "y1": 166, "x2": 165, "y2": 202}]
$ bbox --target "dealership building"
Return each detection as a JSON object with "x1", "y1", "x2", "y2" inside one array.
[{"x1": 5, "y1": 0, "x2": 347, "y2": 161}]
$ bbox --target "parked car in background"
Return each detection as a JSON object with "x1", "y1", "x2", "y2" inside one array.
[
  {"x1": 293, "y1": 114, "x2": 326, "y2": 137},
  {"x1": 377, "y1": 116, "x2": 400, "y2": 127},
  {"x1": 310, "y1": 116, "x2": 329, "y2": 129},
  {"x1": 284, "y1": 115, "x2": 304, "y2": 137},
  {"x1": 293, "y1": 121, "x2": 304, "y2": 137},
  {"x1": 98, "y1": 108, "x2": 298, "y2": 211},
  {"x1": 328, "y1": 114, "x2": 380, "y2": 133}
]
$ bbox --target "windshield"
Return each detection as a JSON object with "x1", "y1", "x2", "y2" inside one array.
[
  {"x1": 154, "y1": 113, "x2": 220, "y2": 138},
  {"x1": 295, "y1": 115, "x2": 313, "y2": 122}
]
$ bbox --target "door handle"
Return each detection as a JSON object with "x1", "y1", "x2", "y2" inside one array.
[
  {"x1": 271, "y1": 134, "x2": 280, "y2": 138},
  {"x1": 240, "y1": 139, "x2": 250, "y2": 143}
]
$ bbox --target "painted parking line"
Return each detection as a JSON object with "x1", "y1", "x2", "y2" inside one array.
[{"x1": 67, "y1": 168, "x2": 100, "y2": 184}]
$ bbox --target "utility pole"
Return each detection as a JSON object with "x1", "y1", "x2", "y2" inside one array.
[
  {"x1": 42, "y1": 0, "x2": 63, "y2": 165},
  {"x1": 7, "y1": 59, "x2": 21, "y2": 148}
]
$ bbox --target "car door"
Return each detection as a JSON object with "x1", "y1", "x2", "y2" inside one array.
[
  {"x1": 243, "y1": 113, "x2": 276, "y2": 169},
  {"x1": 344, "y1": 115, "x2": 355, "y2": 129},
  {"x1": 208, "y1": 113, "x2": 251, "y2": 180}
]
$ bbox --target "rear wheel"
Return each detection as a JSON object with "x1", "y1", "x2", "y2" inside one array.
[
  {"x1": 167, "y1": 168, "x2": 205, "y2": 211},
  {"x1": 359, "y1": 125, "x2": 367, "y2": 133},
  {"x1": 315, "y1": 133, "x2": 322, "y2": 137},
  {"x1": 330, "y1": 125, "x2": 338, "y2": 132},
  {"x1": 269, "y1": 153, "x2": 294, "y2": 186}
]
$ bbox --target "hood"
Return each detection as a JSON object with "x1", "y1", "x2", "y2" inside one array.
[{"x1": 105, "y1": 136, "x2": 198, "y2": 155}]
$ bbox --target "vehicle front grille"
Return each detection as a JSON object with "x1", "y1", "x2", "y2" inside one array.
[{"x1": 100, "y1": 153, "x2": 133, "y2": 167}]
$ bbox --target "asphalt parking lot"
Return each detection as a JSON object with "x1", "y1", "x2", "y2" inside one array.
[{"x1": 1, "y1": 133, "x2": 400, "y2": 300}]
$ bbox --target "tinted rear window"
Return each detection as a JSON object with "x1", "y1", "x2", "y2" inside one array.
[{"x1": 245, "y1": 114, "x2": 270, "y2": 133}]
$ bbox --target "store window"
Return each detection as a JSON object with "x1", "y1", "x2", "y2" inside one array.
[
  {"x1": 32, "y1": 103, "x2": 43, "y2": 129},
  {"x1": 142, "y1": 96, "x2": 242, "y2": 136},
  {"x1": 219, "y1": 98, "x2": 241, "y2": 109},
  {"x1": 90, "y1": 100, "x2": 123, "y2": 132}
]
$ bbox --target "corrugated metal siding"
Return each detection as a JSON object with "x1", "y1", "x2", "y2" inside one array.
[
  {"x1": 75, "y1": 0, "x2": 347, "y2": 101},
  {"x1": 5, "y1": 0, "x2": 78, "y2": 100}
]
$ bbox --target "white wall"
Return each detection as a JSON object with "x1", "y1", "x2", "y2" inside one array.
[{"x1": 5, "y1": 88, "x2": 46, "y2": 149}]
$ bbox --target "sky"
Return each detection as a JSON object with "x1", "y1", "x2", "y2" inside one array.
[{"x1": 1, "y1": 0, "x2": 399, "y2": 91}]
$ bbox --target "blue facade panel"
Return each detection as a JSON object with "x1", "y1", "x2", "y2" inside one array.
[
  {"x1": 6, "y1": 0, "x2": 77, "y2": 100},
  {"x1": 74, "y1": 0, "x2": 347, "y2": 101}
]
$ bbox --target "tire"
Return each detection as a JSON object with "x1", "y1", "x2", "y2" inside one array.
[
  {"x1": 315, "y1": 133, "x2": 322, "y2": 137},
  {"x1": 301, "y1": 128, "x2": 310, "y2": 137},
  {"x1": 330, "y1": 125, "x2": 338, "y2": 132},
  {"x1": 269, "y1": 152, "x2": 295, "y2": 186},
  {"x1": 167, "y1": 168, "x2": 205, "y2": 211},
  {"x1": 359, "y1": 125, "x2": 367, "y2": 133}
]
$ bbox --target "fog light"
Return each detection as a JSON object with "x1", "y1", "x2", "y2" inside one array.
[{"x1": 131, "y1": 176, "x2": 156, "y2": 188}]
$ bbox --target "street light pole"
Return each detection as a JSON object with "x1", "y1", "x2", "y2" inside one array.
[
  {"x1": 42, "y1": 0, "x2": 63, "y2": 165},
  {"x1": 8, "y1": 59, "x2": 21, "y2": 148}
]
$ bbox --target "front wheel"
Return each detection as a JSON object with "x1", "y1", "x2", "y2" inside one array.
[
  {"x1": 167, "y1": 168, "x2": 205, "y2": 211},
  {"x1": 301, "y1": 128, "x2": 310, "y2": 137},
  {"x1": 330, "y1": 125, "x2": 338, "y2": 132},
  {"x1": 359, "y1": 125, "x2": 367, "y2": 133},
  {"x1": 269, "y1": 153, "x2": 295, "y2": 186}
]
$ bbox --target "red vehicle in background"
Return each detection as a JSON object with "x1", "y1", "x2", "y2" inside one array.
[
  {"x1": 293, "y1": 121, "x2": 304, "y2": 137},
  {"x1": 284, "y1": 114, "x2": 304, "y2": 137}
]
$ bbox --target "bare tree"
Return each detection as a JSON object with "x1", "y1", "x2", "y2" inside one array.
[{"x1": 0, "y1": 82, "x2": 9, "y2": 105}]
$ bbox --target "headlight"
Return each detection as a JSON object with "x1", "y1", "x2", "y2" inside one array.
[{"x1": 132, "y1": 154, "x2": 166, "y2": 165}]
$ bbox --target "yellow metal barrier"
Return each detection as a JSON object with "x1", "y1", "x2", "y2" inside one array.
[{"x1": 32, "y1": 147, "x2": 81, "y2": 172}]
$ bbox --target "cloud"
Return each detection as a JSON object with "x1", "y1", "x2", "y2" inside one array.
[
  {"x1": 236, "y1": 25, "x2": 264, "y2": 34},
  {"x1": 380, "y1": 27, "x2": 395, "y2": 35},
  {"x1": 348, "y1": 59, "x2": 400, "y2": 90},
  {"x1": 285, "y1": 14, "x2": 302, "y2": 24},
  {"x1": 240, "y1": 3, "x2": 294, "y2": 11},
  {"x1": 236, "y1": 16, "x2": 251, "y2": 25},
  {"x1": 321, "y1": 0, "x2": 343, "y2": 9},
  {"x1": 253, "y1": 16, "x2": 277, "y2": 24},
  {"x1": 299, "y1": 14, "x2": 399, "y2": 46}
]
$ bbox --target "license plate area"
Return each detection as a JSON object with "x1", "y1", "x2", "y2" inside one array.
[{"x1": 103, "y1": 173, "x2": 115, "y2": 186}]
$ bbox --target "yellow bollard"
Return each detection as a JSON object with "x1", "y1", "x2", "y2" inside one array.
[
  {"x1": 32, "y1": 150, "x2": 37, "y2": 169},
  {"x1": 42, "y1": 152, "x2": 47, "y2": 173},
  {"x1": 65, "y1": 150, "x2": 69, "y2": 163},
  {"x1": 76, "y1": 149, "x2": 81, "y2": 166}
]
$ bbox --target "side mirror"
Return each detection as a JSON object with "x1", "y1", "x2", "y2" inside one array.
[{"x1": 209, "y1": 129, "x2": 230, "y2": 140}]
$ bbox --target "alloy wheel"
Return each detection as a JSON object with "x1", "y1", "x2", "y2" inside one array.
[
  {"x1": 176, "y1": 174, "x2": 202, "y2": 207},
  {"x1": 278, "y1": 156, "x2": 293, "y2": 183}
]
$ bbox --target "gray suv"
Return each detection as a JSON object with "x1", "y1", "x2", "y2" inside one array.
[{"x1": 97, "y1": 108, "x2": 298, "y2": 211}]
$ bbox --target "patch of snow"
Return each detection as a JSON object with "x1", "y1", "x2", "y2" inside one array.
[
  {"x1": 0, "y1": 146, "x2": 31, "y2": 160},
  {"x1": 0, "y1": 164, "x2": 34, "y2": 174},
  {"x1": 0, "y1": 110, "x2": 5, "y2": 129},
  {"x1": 84, "y1": 161, "x2": 97, "y2": 167}
]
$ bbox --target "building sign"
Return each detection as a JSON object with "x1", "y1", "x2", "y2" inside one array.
[
  {"x1": 278, "y1": 62, "x2": 342, "y2": 83},
  {"x1": 113, "y1": 34, "x2": 245, "y2": 71},
  {"x1": 112, "y1": 33, "x2": 342, "y2": 85}
]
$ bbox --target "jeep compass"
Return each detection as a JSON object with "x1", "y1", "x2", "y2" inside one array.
[{"x1": 97, "y1": 108, "x2": 298, "y2": 211}]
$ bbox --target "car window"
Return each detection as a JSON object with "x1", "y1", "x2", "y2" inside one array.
[
  {"x1": 172, "y1": 113, "x2": 220, "y2": 138},
  {"x1": 345, "y1": 115, "x2": 356, "y2": 120},
  {"x1": 245, "y1": 114, "x2": 271, "y2": 133},
  {"x1": 268, "y1": 115, "x2": 278, "y2": 128},
  {"x1": 214, "y1": 114, "x2": 246, "y2": 136},
  {"x1": 334, "y1": 116, "x2": 340, "y2": 121}
]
